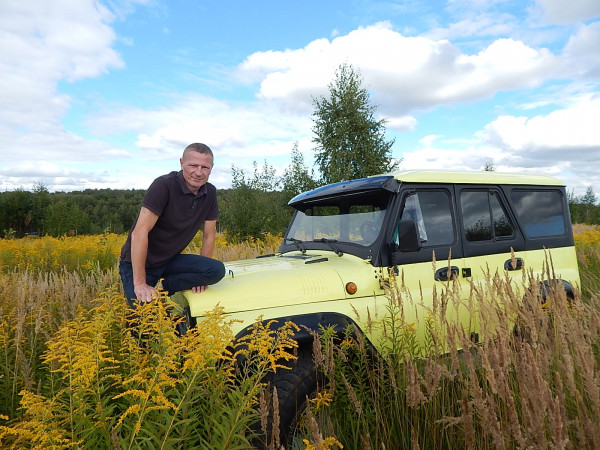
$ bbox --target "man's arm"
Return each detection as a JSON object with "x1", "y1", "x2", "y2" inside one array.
[
  {"x1": 200, "y1": 219, "x2": 217, "y2": 257},
  {"x1": 190, "y1": 219, "x2": 217, "y2": 293},
  {"x1": 131, "y1": 206, "x2": 160, "y2": 303}
]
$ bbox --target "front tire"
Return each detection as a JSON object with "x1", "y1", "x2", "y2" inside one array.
[{"x1": 263, "y1": 348, "x2": 320, "y2": 448}]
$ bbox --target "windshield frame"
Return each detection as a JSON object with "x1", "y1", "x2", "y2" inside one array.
[{"x1": 279, "y1": 177, "x2": 399, "y2": 260}]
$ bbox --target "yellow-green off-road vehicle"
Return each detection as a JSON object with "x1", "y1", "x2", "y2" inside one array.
[{"x1": 180, "y1": 170, "x2": 580, "y2": 442}]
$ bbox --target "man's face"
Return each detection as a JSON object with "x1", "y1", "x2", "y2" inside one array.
[{"x1": 180, "y1": 151, "x2": 213, "y2": 193}]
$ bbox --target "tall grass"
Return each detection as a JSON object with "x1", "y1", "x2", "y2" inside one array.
[
  {"x1": 304, "y1": 237, "x2": 600, "y2": 449},
  {"x1": 0, "y1": 287, "x2": 299, "y2": 448},
  {"x1": 574, "y1": 224, "x2": 600, "y2": 299},
  {"x1": 1, "y1": 229, "x2": 599, "y2": 448},
  {"x1": 0, "y1": 232, "x2": 283, "y2": 448},
  {"x1": 0, "y1": 231, "x2": 281, "y2": 274}
]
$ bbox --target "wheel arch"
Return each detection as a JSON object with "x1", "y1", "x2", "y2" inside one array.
[
  {"x1": 539, "y1": 278, "x2": 576, "y2": 301},
  {"x1": 232, "y1": 311, "x2": 373, "y2": 351}
]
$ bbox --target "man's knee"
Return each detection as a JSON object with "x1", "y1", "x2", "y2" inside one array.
[
  {"x1": 191, "y1": 257, "x2": 225, "y2": 286},
  {"x1": 207, "y1": 259, "x2": 226, "y2": 284}
]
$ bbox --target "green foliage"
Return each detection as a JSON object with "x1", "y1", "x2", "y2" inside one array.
[
  {"x1": 312, "y1": 63, "x2": 399, "y2": 184},
  {"x1": 281, "y1": 142, "x2": 318, "y2": 199},
  {"x1": 219, "y1": 161, "x2": 292, "y2": 243},
  {"x1": 581, "y1": 186, "x2": 598, "y2": 205},
  {"x1": 50, "y1": 189, "x2": 146, "y2": 235},
  {"x1": 0, "y1": 188, "x2": 146, "y2": 238},
  {"x1": 0, "y1": 189, "x2": 39, "y2": 237},
  {"x1": 569, "y1": 186, "x2": 600, "y2": 225},
  {"x1": 44, "y1": 201, "x2": 90, "y2": 236}
]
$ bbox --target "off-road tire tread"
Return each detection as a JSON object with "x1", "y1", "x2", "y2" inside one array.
[{"x1": 267, "y1": 348, "x2": 319, "y2": 446}]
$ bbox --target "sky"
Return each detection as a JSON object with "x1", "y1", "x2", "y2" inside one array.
[{"x1": 1, "y1": 0, "x2": 599, "y2": 197}]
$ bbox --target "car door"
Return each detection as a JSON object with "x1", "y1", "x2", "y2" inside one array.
[
  {"x1": 387, "y1": 186, "x2": 473, "y2": 345},
  {"x1": 457, "y1": 186, "x2": 526, "y2": 332}
]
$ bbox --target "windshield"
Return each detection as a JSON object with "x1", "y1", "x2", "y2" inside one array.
[{"x1": 285, "y1": 197, "x2": 387, "y2": 247}]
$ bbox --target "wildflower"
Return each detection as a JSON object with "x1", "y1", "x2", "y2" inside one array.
[{"x1": 310, "y1": 391, "x2": 333, "y2": 410}]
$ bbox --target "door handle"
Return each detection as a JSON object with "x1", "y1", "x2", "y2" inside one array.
[
  {"x1": 435, "y1": 266, "x2": 459, "y2": 281},
  {"x1": 504, "y1": 257, "x2": 524, "y2": 271}
]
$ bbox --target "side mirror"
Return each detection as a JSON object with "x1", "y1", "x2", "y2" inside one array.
[{"x1": 397, "y1": 220, "x2": 421, "y2": 252}]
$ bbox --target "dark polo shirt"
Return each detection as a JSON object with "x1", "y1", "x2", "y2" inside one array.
[{"x1": 121, "y1": 171, "x2": 219, "y2": 268}]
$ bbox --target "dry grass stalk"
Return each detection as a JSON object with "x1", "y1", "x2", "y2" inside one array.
[
  {"x1": 340, "y1": 372, "x2": 363, "y2": 416},
  {"x1": 306, "y1": 401, "x2": 324, "y2": 448},
  {"x1": 271, "y1": 387, "x2": 280, "y2": 449},
  {"x1": 405, "y1": 359, "x2": 426, "y2": 408},
  {"x1": 259, "y1": 388, "x2": 270, "y2": 439}
]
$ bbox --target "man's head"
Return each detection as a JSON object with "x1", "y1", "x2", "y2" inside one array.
[
  {"x1": 182, "y1": 143, "x2": 213, "y2": 160},
  {"x1": 180, "y1": 143, "x2": 214, "y2": 194}
]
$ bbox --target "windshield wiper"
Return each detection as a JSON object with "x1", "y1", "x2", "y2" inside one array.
[
  {"x1": 284, "y1": 237, "x2": 306, "y2": 254},
  {"x1": 314, "y1": 238, "x2": 343, "y2": 257}
]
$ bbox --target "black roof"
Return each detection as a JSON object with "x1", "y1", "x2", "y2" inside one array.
[{"x1": 288, "y1": 175, "x2": 399, "y2": 207}]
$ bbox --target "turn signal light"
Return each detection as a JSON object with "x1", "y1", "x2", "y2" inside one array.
[{"x1": 346, "y1": 282, "x2": 358, "y2": 295}]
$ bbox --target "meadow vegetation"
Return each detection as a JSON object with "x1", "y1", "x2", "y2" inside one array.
[{"x1": 0, "y1": 227, "x2": 599, "y2": 449}]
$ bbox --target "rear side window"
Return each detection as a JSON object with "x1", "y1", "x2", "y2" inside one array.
[
  {"x1": 460, "y1": 190, "x2": 514, "y2": 242},
  {"x1": 510, "y1": 189, "x2": 566, "y2": 237}
]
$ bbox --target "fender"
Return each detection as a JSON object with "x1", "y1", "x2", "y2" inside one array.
[{"x1": 231, "y1": 311, "x2": 374, "y2": 353}]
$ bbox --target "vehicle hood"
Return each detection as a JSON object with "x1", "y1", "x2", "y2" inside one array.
[{"x1": 183, "y1": 252, "x2": 364, "y2": 317}]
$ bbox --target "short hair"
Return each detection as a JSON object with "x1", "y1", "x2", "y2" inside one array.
[{"x1": 183, "y1": 143, "x2": 213, "y2": 159}]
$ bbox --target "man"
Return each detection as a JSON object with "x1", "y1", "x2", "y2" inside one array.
[{"x1": 119, "y1": 143, "x2": 225, "y2": 308}]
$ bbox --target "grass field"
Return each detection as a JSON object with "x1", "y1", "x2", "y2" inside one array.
[{"x1": 0, "y1": 227, "x2": 599, "y2": 449}]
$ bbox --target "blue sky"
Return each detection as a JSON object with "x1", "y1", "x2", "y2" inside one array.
[{"x1": 1, "y1": 0, "x2": 599, "y2": 196}]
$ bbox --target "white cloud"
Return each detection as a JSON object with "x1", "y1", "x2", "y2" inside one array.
[
  {"x1": 480, "y1": 94, "x2": 600, "y2": 153},
  {"x1": 0, "y1": 124, "x2": 118, "y2": 164},
  {"x1": 237, "y1": 23, "x2": 561, "y2": 118},
  {"x1": 0, "y1": 161, "x2": 78, "y2": 178},
  {"x1": 425, "y1": 12, "x2": 517, "y2": 41},
  {"x1": 387, "y1": 116, "x2": 418, "y2": 132},
  {"x1": 457, "y1": 97, "x2": 597, "y2": 189},
  {"x1": 88, "y1": 95, "x2": 313, "y2": 165},
  {"x1": 0, "y1": 0, "x2": 125, "y2": 162},
  {"x1": 562, "y1": 21, "x2": 600, "y2": 78},
  {"x1": 0, "y1": 161, "x2": 94, "y2": 192},
  {"x1": 396, "y1": 94, "x2": 600, "y2": 195},
  {"x1": 0, "y1": 0, "x2": 123, "y2": 94},
  {"x1": 535, "y1": 0, "x2": 600, "y2": 25},
  {"x1": 419, "y1": 135, "x2": 441, "y2": 147}
]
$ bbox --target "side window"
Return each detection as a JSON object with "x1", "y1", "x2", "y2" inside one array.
[
  {"x1": 460, "y1": 190, "x2": 514, "y2": 242},
  {"x1": 510, "y1": 189, "x2": 566, "y2": 237},
  {"x1": 395, "y1": 190, "x2": 454, "y2": 247},
  {"x1": 491, "y1": 193, "x2": 513, "y2": 237}
]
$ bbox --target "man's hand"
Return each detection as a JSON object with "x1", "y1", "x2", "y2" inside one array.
[
  {"x1": 134, "y1": 283, "x2": 157, "y2": 303},
  {"x1": 191, "y1": 285, "x2": 208, "y2": 294}
]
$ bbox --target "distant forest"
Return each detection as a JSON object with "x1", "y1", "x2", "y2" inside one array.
[
  {"x1": 1, "y1": 185, "x2": 599, "y2": 240},
  {"x1": 0, "y1": 186, "x2": 295, "y2": 241}
]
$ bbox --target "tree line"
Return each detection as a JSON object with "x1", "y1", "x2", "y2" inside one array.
[
  {"x1": 569, "y1": 187, "x2": 600, "y2": 225},
  {"x1": 2, "y1": 175, "x2": 598, "y2": 241}
]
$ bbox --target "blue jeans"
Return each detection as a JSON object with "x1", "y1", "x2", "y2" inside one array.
[{"x1": 119, "y1": 254, "x2": 225, "y2": 308}]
